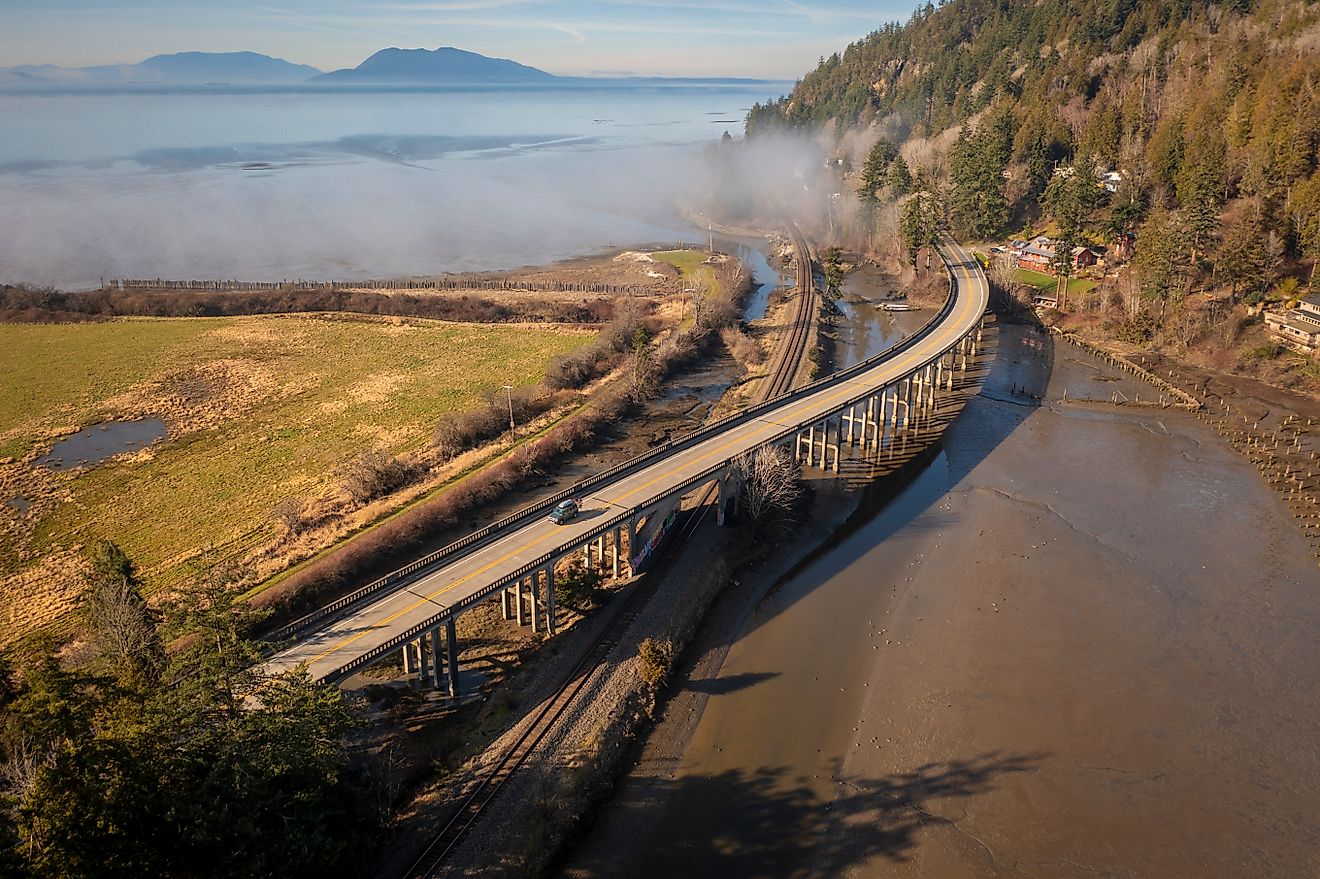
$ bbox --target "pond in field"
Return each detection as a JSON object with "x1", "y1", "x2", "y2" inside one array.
[{"x1": 37, "y1": 418, "x2": 167, "y2": 470}]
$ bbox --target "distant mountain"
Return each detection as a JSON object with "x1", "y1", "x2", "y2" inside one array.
[
  {"x1": 3, "y1": 52, "x2": 321, "y2": 85},
  {"x1": 137, "y1": 51, "x2": 320, "y2": 83},
  {"x1": 314, "y1": 47, "x2": 555, "y2": 84}
]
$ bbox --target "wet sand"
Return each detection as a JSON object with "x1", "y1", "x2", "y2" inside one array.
[{"x1": 580, "y1": 322, "x2": 1320, "y2": 877}]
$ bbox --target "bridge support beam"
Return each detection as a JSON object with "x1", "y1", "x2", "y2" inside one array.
[
  {"x1": 402, "y1": 642, "x2": 414, "y2": 675},
  {"x1": 501, "y1": 587, "x2": 513, "y2": 621},
  {"x1": 611, "y1": 528, "x2": 621, "y2": 578},
  {"x1": 543, "y1": 567, "x2": 556, "y2": 636},
  {"x1": 446, "y1": 617, "x2": 460, "y2": 699},
  {"x1": 515, "y1": 577, "x2": 526, "y2": 626},
  {"x1": 528, "y1": 575, "x2": 540, "y2": 635},
  {"x1": 428, "y1": 627, "x2": 442, "y2": 690},
  {"x1": 830, "y1": 415, "x2": 841, "y2": 473}
]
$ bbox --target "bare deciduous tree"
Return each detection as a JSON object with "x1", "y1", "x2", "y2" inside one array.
[
  {"x1": 271, "y1": 497, "x2": 307, "y2": 534},
  {"x1": 732, "y1": 445, "x2": 802, "y2": 531},
  {"x1": 341, "y1": 450, "x2": 422, "y2": 506},
  {"x1": 83, "y1": 540, "x2": 164, "y2": 687}
]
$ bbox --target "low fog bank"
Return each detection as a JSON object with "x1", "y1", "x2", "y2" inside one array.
[
  {"x1": 0, "y1": 140, "x2": 712, "y2": 289},
  {"x1": 0, "y1": 121, "x2": 845, "y2": 291}
]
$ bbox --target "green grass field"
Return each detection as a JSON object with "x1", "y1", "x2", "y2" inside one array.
[
  {"x1": 0, "y1": 314, "x2": 591, "y2": 642},
  {"x1": 1014, "y1": 268, "x2": 1097, "y2": 298},
  {"x1": 653, "y1": 249, "x2": 720, "y2": 294}
]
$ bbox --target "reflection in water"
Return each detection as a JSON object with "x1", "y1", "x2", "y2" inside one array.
[
  {"x1": 835, "y1": 265, "x2": 929, "y2": 368},
  {"x1": 37, "y1": 419, "x2": 167, "y2": 470},
  {"x1": 712, "y1": 234, "x2": 784, "y2": 321}
]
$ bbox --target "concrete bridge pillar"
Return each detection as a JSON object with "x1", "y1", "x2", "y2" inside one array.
[
  {"x1": 429, "y1": 627, "x2": 443, "y2": 690},
  {"x1": 583, "y1": 540, "x2": 593, "y2": 572},
  {"x1": 543, "y1": 567, "x2": 557, "y2": 636},
  {"x1": 417, "y1": 635, "x2": 430, "y2": 686},
  {"x1": 402, "y1": 642, "x2": 415, "y2": 675},
  {"x1": 515, "y1": 577, "x2": 526, "y2": 626},
  {"x1": 611, "y1": 527, "x2": 621, "y2": 577},
  {"x1": 445, "y1": 617, "x2": 460, "y2": 698},
  {"x1": 831, "y1": 415, "x2": 842, "y2": 473},
  {"x1": 528, "y1": 575, "x2": 540, "y2": 634},
  {"x1": 501, "y1": 587, "x2": 513, "y2": 621},
  {"x1": 911, "y1": 371, "x2": 924, "y2": 425},
  {"x1": 807, "y1": 424, "x2": 818, "y2": 468},
  {"x1": 716, "y1": 468, "x2": 741, "y2": 526}
]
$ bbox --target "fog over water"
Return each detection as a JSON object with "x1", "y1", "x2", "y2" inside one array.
[{"x1": 0, "y1": 84, "x2": 787, "y2": 288}]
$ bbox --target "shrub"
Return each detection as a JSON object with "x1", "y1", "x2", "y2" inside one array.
[
  {"x1": 637, "y1": 637, "x2": 674, "y2": 687},
  {"x1": 554, "y1": 563, "x2": 604, "y2": 610}
]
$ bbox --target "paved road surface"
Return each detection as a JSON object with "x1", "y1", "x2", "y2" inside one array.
[{"x1": 263, "y1": 239, "x2": 988, "y2": 683}]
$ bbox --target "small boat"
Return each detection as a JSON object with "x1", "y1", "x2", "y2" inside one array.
[{"x1": 879, "y1": 300, "x2": 915, "y2": 311}]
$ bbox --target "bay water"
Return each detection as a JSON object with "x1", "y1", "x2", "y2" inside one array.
[{"x1": 0, "y1": 82, "x2": 786, "y2": 288}]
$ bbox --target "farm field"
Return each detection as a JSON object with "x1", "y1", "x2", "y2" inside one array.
[{"x1": 0, "y1": 314, "x2": 591, "y2": 646}]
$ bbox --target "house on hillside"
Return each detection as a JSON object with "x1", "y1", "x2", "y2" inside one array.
[
  {"x1": 1264, "y1": 293, "x2": 1320, "y2": 355},
  {"x1": 1100, "y1": 169, "x2": 1125, "y2": 193},
  {"x1": 1011, "y1": 235, "x2": 1098, "y2": 272}
]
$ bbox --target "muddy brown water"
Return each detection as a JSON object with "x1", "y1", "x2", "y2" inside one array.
[{"x1": 585, "y1": 324, "x2": 1320, "y2": 877}]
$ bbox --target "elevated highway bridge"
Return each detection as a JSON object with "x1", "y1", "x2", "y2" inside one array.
[{"x1": 262, "y1": 236, "x2": 989, "y2": 691}]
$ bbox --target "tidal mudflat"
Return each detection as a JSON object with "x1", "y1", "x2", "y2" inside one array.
[{"x1": 598, "y1": 322, "x2": 1320, "y2": 878}]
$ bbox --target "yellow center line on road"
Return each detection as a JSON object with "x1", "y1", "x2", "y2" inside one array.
[
  {"x1": 301, "y1": 416, "x2": 789, "y2": 666},
  {"x1": 293, "y1": 265, "x2": 987, "y2": 671}
]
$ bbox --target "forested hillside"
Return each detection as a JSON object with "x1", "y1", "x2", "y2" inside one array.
[{"x1": 748, "y1": 0, "x2": 1320, "y2": 378}]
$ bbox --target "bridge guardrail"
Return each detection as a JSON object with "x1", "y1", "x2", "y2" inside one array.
[{"x1": 273, "y1": 240, "x2": 975, "y2": 646}]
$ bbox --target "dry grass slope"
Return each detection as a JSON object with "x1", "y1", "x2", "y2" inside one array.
[{"x1": 0, "y1": 314, "x2": 591, "y2": 646}]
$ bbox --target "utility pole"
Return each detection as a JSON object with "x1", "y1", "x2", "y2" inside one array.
[{"x1": 502, "y1": 384, "x2": 516, "y2": 442}]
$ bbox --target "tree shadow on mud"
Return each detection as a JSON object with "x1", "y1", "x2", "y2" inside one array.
[
  {"x1": 577, "y1": 750, "x2": 1046, "y2": 879},
  {"x1": 684, "y1": 670, "x2": 780, "y2": 695}
]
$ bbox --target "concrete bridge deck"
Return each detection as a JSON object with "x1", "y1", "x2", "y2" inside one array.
[{"x1": 262, "y1": 238, "x2": 989, "y2": 685}]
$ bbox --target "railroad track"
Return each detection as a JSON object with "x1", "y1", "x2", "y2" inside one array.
[
  {"x1": 402, "y1": 223, "x2": 818, "y2": 878},
  {"x1": 758, "y1": 220, "x2": 817, "y2": 403},
  {"x1": 402, "y1": 485, "x2": 718, "y2": 879}
]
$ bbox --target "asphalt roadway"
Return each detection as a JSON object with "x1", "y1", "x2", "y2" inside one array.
[{"x1": 262, "y1": 239, "x2": 989, "y2": 683}]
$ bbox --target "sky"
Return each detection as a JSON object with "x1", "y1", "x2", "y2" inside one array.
[{"x1": 0, "y1": 0, "x2": 911, "y2": 80}]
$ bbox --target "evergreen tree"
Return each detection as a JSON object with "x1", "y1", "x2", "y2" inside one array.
[
  {"x1": 1216, "y1": 209, "x2": 1269, "y2": 302},
  {"x1": 1025, "y1": 129, "x2": 1053, "y2": 202},
  {"x1": 949, "y1": 124, "x2": 1009, "y2": 239},
  {"x1": 859, "y1": 138, "x2": 898, "y2": 199},
  {"x1": 886, "y1": 155, "x2": 913, "y2": 197},
  {"x1": 1134, "y1": 207, "x2": 1188, "y2": 308},
  {"x1": 901, "y1": 172, "x2": 942, "y2": 266},
  {"x1": 1291, "y1": 173, "x2": 1320, "y2": 285}
]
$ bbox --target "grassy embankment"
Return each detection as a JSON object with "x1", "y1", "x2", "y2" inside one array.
[{"x1": 0, "y1": 314, "x2": 591, "y2": 646}]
